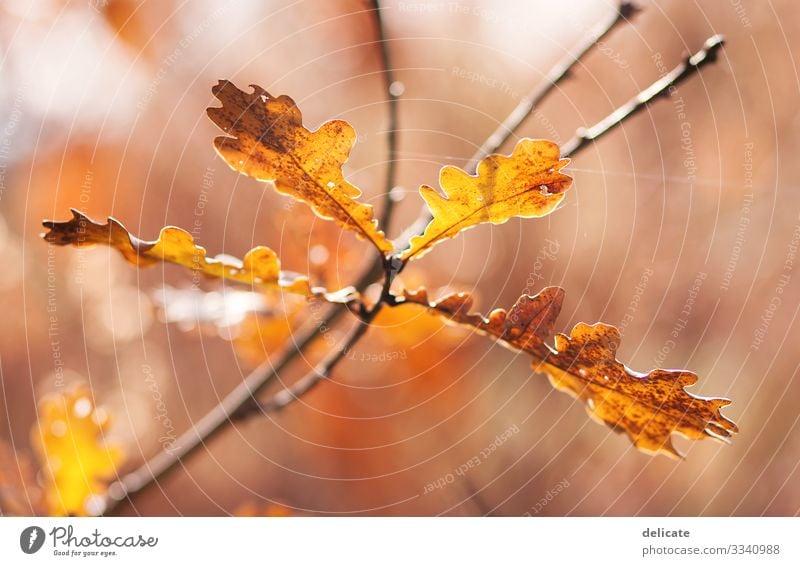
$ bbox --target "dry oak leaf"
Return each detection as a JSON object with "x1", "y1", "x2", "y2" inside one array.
[
  {"x1": 31, "y1": 385, "x2": 123, "y2": 516},
  {"x1": 537, "y1": 323, "x2": 737, "y2": 458},
  {"x1": 207, "y1": 80, "x2": 393, "y2": 254},
  {"x1": 400, "y1": 286, "x2": 564, "y2": 356},
  {"x1": 399, "y1": 139, "x2": 571, "y2": 261},
  {"x1": 42, "y1": 209, "x2": 313, "y2": 296},
  {"x1": 403, "y1": 286, "x2": 737, "y2": 458}
]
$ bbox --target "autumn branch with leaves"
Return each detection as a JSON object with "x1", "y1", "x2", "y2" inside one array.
[{"x1": 22, "y1": 1, "x2": 737, "y2": 517}]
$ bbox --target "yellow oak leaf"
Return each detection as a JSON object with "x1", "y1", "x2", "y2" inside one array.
[
  {"x1": 42, "y1": 209, "x2": 313, "y2": 296},
  {"x1": 207, "y1": 80, "x2": 393, "y2": 254},
  {"x1": 400, "y1": 139, "x2": 571, "y2": 261},
  {"x1": 403, "y1": 286, "x2": 737, "y2": 458},
  {"x1": 31, "y1": 385, "x2": 123, "y2": 516}
]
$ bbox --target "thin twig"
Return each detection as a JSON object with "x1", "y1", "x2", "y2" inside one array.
[
  {"x1": 561, "y1": 34, "x2": 725, "y2": 157},
  {"x1": 371, "y1": 0, "x2": 401, "y2": 232},
  {"x1": 243, "y1": 254, "x2": 398, "y2": 418},
  {"x1": 102, "y1": 303, "x2": 350, "y2": 514},
  {"x1": 395, "y1": 1, "x2": 638, "y2": 251},
  {"x1": 102, "y1": 11, "x2": 725, "y2": 517},
  {"x1": 464, "y1": 1, "x2": 638, "y2": 173},
  {"x1": 258, "y1": 309, "x2": 379, "y2": 413},
  {"x1": 102, "y1": 1, "x2": 399, "y2": 515}
]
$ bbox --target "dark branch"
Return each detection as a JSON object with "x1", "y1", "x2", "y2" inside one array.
[
  {"x1": 371, "y1": 0, "x2": 401, "y2": 231},
  {"x1": 561, "y1": 34, "x2": 725, "y2": 157},
  {"x1": 102, "y1": 0, "x2": 401, "y2": 516},
  {"x1": 242, "y1": 248, "x2": 398, "y2": 419},
  {"x1": 103, "y1": 302, "x2": 351, "y2": 514},
  {"x1": 101, "y1": 8, "x2": 724, "y2": 518},
  {"x1": 255, "y1": 311, "x2": 377, "y2": 414}
]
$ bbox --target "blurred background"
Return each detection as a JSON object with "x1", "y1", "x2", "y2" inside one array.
[{"x1": 1, "y1": 0, "x2": 799, "y2": 516}]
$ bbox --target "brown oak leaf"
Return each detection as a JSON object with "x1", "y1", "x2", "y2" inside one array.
[
  {"x1": 402, "y1": 286, "x2": 737, "y2": 458},
  {"x1": 207, "y1": 80, "x2": 393, "y2": 254}
]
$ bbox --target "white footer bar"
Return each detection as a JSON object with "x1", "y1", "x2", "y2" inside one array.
[{"x1": 1, "y1": 517, "x2": 796, "y2": 564}]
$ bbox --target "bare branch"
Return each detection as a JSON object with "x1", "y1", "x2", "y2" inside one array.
[
  {"x1": 243, "y1": 255, "x2": 398, "y2": 419},
  {"x1": 103, "y1": 1, "x2": 401, "y2": 515},
  {"x1": 100, "y1": 7, "x2": 724, "y2": 517},
  {"x1": 395, "y1": 1, "x2": 638, "y2": 252},
  {"x1": 256, "y1": 313, "x2": 377, "y2": 414},
  {"x1": 561, "y1": 34, "x2": 725, "y2": 157},
  {"x1": 103, "y1": 301, "x2": 351, "y2": 514},
  {"x1": 371, "y1": 0, "x2": 401, "y2": 231},
  {"x1": 464, "y1": 1, "x2": 639, "y2": 172}
]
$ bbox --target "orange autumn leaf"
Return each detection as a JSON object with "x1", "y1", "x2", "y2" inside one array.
[
  {"x1": 31, "y1": 385, "x2": 123, "y2": 516},
  {"x1": 538, "y1": 323, "x2": 737, "y2": 457},
  {"x1": 399, "y1": 139, "x2": 571, "y2": 261},
  {"x1": 207, "y1": 80, "x2": 393, "y2": 254},
  {"x1": 42, "y1": 209, "x2": 314, "y2": 296},
  {"x1": 400, "y1": 286, "x2": 564, "y2": 356},
  {"x1": 234, "y1": 501, "x2": 294, "y2": 517},
  {"x1": 402, "y1": 286, "x2": 737, "y2": 458},
  {"x1": 373, "y1": 296, "x2": 460, "y2": 350}
]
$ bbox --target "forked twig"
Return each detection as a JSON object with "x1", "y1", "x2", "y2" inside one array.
[
  {"x1": 464, "y1": 1, "x2": 639, "y2": 172},
  {"x1": 561, "y1": 34, "x2": 725, "y2": 157},
  {"x1": 395, "y1": 1, "x2": 638, "y2": 250},
  {"x1": 102, "y1": 5, "x2": 725, "y2": 516},
  {"x1": 103, "y1": 1, "x2": 399, "y2": 515},
  {"x1": 396, "y1": 33, "x2": 725, "y2": 254}
]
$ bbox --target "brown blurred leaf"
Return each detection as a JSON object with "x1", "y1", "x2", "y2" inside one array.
[
  {"x1": 32, "y1": 384, "x2": 123, "y2": 516},
  {"x1": 0, "y1": 440, "x2": 45, "y2": 516},
  {"x1": 208, "y1": 80, "x2": 393, "y2": 254},
  {"x1": 42, "y1": 209, "x2": 313, "y2": 296},
  {"x1": 399, "y1": 139, "x2": 571, "y2": 261},
  {"x1": 403, "y1": 286, "x2": 737, "y2": 458},
  {"x1": 234, "y1": 501, "x2": 294, "y2": 517}
]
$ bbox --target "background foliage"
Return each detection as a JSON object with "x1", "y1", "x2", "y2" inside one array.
[{"x1": 0, "y1": 0, "x2": 798, "y2": 515}]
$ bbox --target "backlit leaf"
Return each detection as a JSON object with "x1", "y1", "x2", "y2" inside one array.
[
  {"x1": 42, "y1": 209, "x2": 313, "y2": 296},
  {"x1": 31, "y1": 385, "x2": 123, "y2": 516},
  {"x1": 402, "y1": 286, "x2": 737, "y2": 458},
  {"x1": 538, "y1": 322, "x2": 737, "y2": 458},
  {"x1": 399, "y1": 139, "x2": 571, "y2": 261},
  {"x1": 207, "y1": 80, "x2": 393, "y2": 254},
  {"x1": 401, "y1": 286, "x2": 563, "y2": 355}
]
